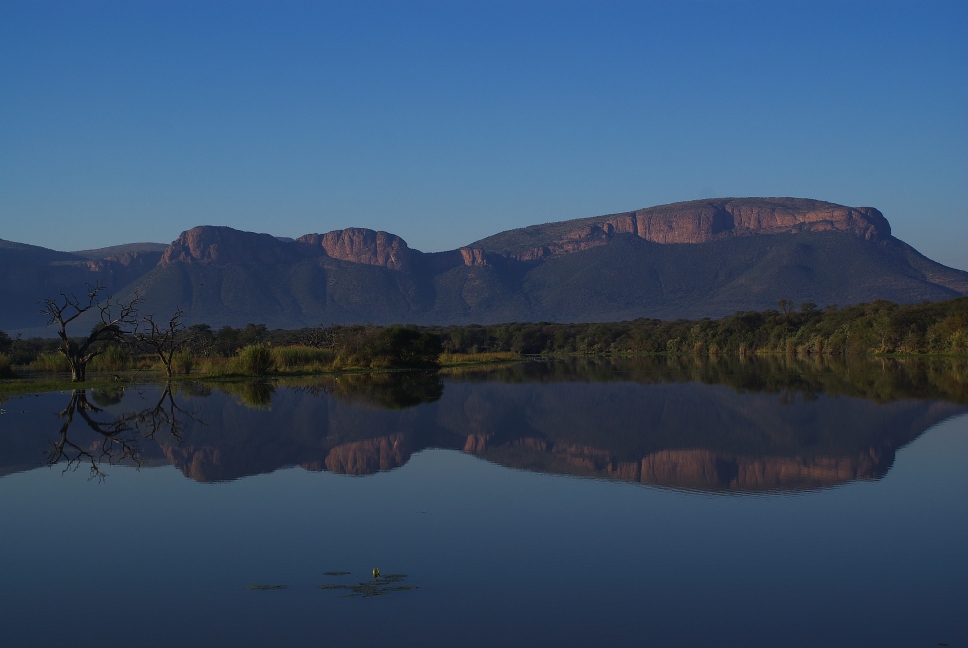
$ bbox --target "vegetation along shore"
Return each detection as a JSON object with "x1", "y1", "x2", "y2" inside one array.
[{"x1": 1, "y1": 295, "x2": 966, "y2": 391}]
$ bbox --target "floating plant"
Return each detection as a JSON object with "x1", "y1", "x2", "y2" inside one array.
[
  {"x1": 244, "y1": 584, "x2": 287, "y2": 590},
  {"x1": 317, "y1": 573, "x2": 417, "y2": 598},
  {"x1": 322, "y1": 571, "x2": 352, "y2": 576}
]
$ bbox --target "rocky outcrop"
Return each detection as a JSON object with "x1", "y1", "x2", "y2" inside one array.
[
  {"x1": 297, "y1": 228, "x2": 414, "y2": 271},
  {"x1": 160, "y1": 226, "x2": 304, "y2": 266},
  {"x1": 459, "y1": 247, "x2": 488, "y2": 266},
  {"x1": 158, "y1": 200, "x2": 893, "y2": 271},
  {"x1": 500, "y1": 198, "x2": 893, "y2": 261},
  {"x1": 77, "y1": 250, "x2": 163, "y2": 279}
]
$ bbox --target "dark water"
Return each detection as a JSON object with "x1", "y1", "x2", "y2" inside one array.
[{"x1": 1, "y1": 358, "x2": 966, "y2": 647}]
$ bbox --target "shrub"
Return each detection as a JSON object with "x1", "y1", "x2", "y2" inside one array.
[{"x1": 235, "y1": 344, "x2": 275, "y2": 375}]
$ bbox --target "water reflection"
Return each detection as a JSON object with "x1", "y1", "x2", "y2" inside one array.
[
  {"x1": 2, "y1": 357, "x2": 966, "y2": 491},
  {"x1": 39, "y1": 383, "x2": 199, "y2": 479},
  {"x1": 47, "y1": 390, "x2": 146, "y2": 479}
]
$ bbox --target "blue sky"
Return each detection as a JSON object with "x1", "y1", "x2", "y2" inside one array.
[{"x1": 2, "y1": 1, "x2": 966, "y2": 269}]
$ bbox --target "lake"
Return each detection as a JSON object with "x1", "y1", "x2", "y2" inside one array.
[{"x1": 1, "y1": 357, "x2": 966, "y2": 647}]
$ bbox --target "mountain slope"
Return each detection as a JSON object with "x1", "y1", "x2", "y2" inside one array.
[
  {"x1": 0, "y1": 238, "x2": 165, "y2": 331},
  {"x1": 70, "y1": 242, "x2": 169, "y2": 260},
  {"x1": 3, "y1": 197, "x2": 967, "y2": 331}
]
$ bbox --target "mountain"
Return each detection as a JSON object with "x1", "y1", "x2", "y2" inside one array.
[
  {"x1": 2, "y1": 197, "x2": 967, "y2": 331},
  {"x1": 70, "y1": 242, "x2": 169, "y2": 260},
  {"x1": 0, "y1": 238, "x2": 166, "y2": 331}
]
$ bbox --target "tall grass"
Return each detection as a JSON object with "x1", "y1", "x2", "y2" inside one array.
[
  {"x1": 173, "y1": 350, "x2": 194, "y2": 375},
  {"x1": 234, "y1": 344, "x2": 275, "y2": 375},
  {"x1": 273, "y1": 346, "x2": 335, "y2": 370},
  {"x1": 90, "y1": 346, "x2": 131, "y2": 372},
  {"x1": 32, "y1": 353, "x2": 71, "y2": 373}
]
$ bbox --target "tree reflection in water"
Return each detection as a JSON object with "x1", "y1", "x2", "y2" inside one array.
[
  {"x1": 48, "y1": 390, "x2": 143, "y2": 479},
  {"x1": 47, "y1": 383, "x2": 199, "y2": 479}
]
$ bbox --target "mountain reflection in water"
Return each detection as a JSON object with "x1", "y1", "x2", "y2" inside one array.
[{"x1": 2, "y1": 357, "x2": 965, "y2": 492}]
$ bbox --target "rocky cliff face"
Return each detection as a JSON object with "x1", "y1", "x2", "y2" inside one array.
[
  {"x1": 495, "y1": 198, "x2": 893, "y2": 261},
  {"x1": 160, "y1": 226, "x2": 306, "y2": 266},
  {"x1": 160, "y1": 199, "x2": 891, "y2": 271},
  {"x1": 297, "y1": 228, "x2": 414, "y2": 271}
]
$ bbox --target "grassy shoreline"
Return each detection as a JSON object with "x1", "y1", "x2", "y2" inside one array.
[
  {"x1": 0, "y1": 351, "x2": 527, "y2": 396},
  {"x1": 5, "y1": 347, "x2": 968, "y2": 398}
]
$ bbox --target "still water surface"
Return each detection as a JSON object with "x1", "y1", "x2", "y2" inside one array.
[{"x1": 1, "y1": 358, "x2": 966, "y2": 647}]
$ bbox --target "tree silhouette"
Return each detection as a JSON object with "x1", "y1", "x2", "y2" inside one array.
[
  {"x1": 40, "y1": 283, "x2": 140, "y2": 382},
  {"x1": 133, "y1": 309, "x2": 190, "y2": 378}
]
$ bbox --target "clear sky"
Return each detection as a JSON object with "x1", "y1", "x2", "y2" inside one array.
[{"x1": 2, "y1": 1, "x2": 966, "y2": 269}]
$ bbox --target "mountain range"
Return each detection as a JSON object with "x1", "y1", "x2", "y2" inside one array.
[{"x1": 3, "y1": 197, "x2": 967, "y2": 332}]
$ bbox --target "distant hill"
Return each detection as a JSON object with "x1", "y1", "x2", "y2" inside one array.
[
  {"x1": 2, "y1": 198, "x2": 967, "y2": 331},
  {"x1": 70, "y1": 242, "x2": 169, "y2": 260},
  {"x1": 0, "y1": 238, "x2": 164, "y2": 332}
]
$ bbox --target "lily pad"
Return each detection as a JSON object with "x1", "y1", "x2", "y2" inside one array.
[
  {"x1": 322, "y1": 571, "x2": 352, "y2": 576},
  {"x1": 244, "y1": 584, "x2": 287, "y2": 590},
  {"x1": 316, "y1": 573, "x2": 418, "y2": 598}
]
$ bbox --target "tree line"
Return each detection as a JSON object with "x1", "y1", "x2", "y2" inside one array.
[
  {"x1": 426, "y1": 297, "x2": 968, "y2": 357},
  {"x1": 1, "y1": 288, "x2": 966, "y2": 383}
]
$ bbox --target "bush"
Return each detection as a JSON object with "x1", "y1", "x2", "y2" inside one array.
[
  {"x1": 367, "y1": 326, "x2": 442, "y2": 368},
  {"x1": 235, "y1": 344, "x2": 275, "y2": 375}
]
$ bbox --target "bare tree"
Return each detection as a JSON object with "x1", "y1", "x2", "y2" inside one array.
[
  {"x1": 40, "y1": 283, "x2": 141, "y2": 382},
  {"x1": 133, "y1": 309, "x2": 190, "y2": 378}
]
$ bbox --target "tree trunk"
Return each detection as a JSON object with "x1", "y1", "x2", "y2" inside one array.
[{"x1": 69, "y1": 356, "x2": 86, "y2": 382}]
